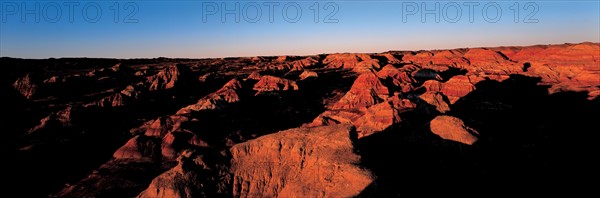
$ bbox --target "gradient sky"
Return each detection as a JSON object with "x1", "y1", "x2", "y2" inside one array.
[{"x1": 1, "y1": 0, "x2": 599, "y2": 58}]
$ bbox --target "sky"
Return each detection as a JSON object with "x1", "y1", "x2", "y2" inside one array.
[{"x1": 0, "y1": 0, "x2": 599, "y2": 58}]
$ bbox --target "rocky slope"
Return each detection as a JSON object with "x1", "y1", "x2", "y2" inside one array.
[{"x1": 1, "y1": 42, "x2": 599, "y2": 197}]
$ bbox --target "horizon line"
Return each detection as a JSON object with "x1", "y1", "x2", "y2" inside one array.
[{"x1": 2, "y1": 41, "x2": 598, "y2": 60}]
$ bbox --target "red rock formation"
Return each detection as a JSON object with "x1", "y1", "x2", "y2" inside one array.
[
  {"x1": 138, "y1": 150, "x2": 206, "y2": 197},
  {"x1": 464, "y1": 48, "x2": 521, "y2": 75},
  {"x1": 161, "y1": 132, "x2": 178, "y2": 160},
  {"x1": 354, "y1": 102, "x2": 401, "y2": 138},
  {"x1": 403, "y1": 51, "x2": 434, "y2": 65},
  {"x1": 412, "y1": 69, "x2": 443, "y2": 81},
  {"x1": 387, "y1": 95, "x2": 417, "y2": 111},
  {"x1": 146, "y1": 65, "x2": 188, "y2": 90},
  {"x1": 178, "y1": 78, "x2": 243, "y2": 113},
  {"x1": 188, "y1": 134, "x2": 210, "y2": 148},
  {"x1": 28, "y1": 106, "x2": 74, "y2": 133},
  {"x1": 289, "y1": 56, "x2": 318, "y2": 71},
  {"x1": 120, "y1": 85, "x2": 139, "y2": 98},
  {"x1": 430, "y1": 115, "x2": 479, "y2": 145},
  {"x1": 230, "y1": 124, "x2": 373, "y2": 197},
  {"x1": 332, "y1": 72, "x2": 389, "y2": 110},
  {"x1": 13, "y1": 74, "x2": 38, "y2": 99},
  {"x1": 377, "y1": 64, "x2": 416, "y2": 92},
  {"x1": 403, "y1": 50, "x2": 469, "y2": 68},
  {"x1": 85, "y1": 93, "x2": 128, "y2": 107},
  {"x1": 245, "y1": 71, "x2": 261, "y2": 81},
  {"x1": 379, "y1": 53, "x2": 402, "y2": 64},
  {"x1": 431, "y1": 50, "x2": 470, "y2": 67},
  {"x1": 464, "y1": 48, "x2": 510, "y2": 65},
  {"x1": 354, "y1": 58, "x2": 381, "y2": 73},
  {"x1": 253, "y1": 75, "x2": 299, "y2": 92},
  {"x1": 43, "y1": 76, "x2": 61, "y2": 83},
  {"x1": 113, "y1": 135, "x2": 160, "y2": 160},
  {"x1": 420, "y1": 75, "x2": 486, "y2": 104},
  {"x1": 299, "y1": 70, "x2": 318, "y2": 80},
  {"x1": 323, "y1": 53, "x2": 380, "y2": 73},
  {"x1": 419, "y1": 92, "x2": 451, "y2": 113},
  {"x1": 323, "y1": 53, "x2": 361, "y2": 69},
  {"x1": 440, "y1": 75, "x2": 486, "y2": 104},
  {"x1": 144, "y1": 117, "x2": 173, "y2": 137},
  {"x1": 308, "y1": 109, "x2": 365, "y2": 127},
  {"x1": 421, "y1": 80, "x2": 443, "y2": 92},
  {"x1": 510, "y1": 43, "x2": 600, "y2": 94}
]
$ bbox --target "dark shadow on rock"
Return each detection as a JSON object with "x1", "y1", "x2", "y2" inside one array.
[{"x1": 357, "y1": 74, "x2": 599, "y2": 196}]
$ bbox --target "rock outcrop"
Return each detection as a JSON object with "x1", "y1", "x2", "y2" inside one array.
[
  {"x1": 146, "y1": 65, "x2": 190, "y2": 90},
  {"x1": 323, "y1": 53, "x2": 380, "y2": 73},
  {"x1": 429, "y1": 115, "x2": 479, "y2": 145},
  {"x1": 13, "y1": 74, "x2": 38, "y2": 99},
  {"x1": 419, "y1": 92, "x2": 451, "y2": 113},
  {"x1": 252, "y1": 75, "x2": 299, "y2": 92},
  {"x1": 230, "y1": 124, "x2": 373, "y2": 197},
  {"x1": 138, "y1": 150, "x2": 207, "y2": 198},
  {"x1": 28, "y1": 106, "x2": 75, "y2": 134},
  {"x1": 289, "y1": 56, "x2": 319, "y2": 71},
  {"x1": 354, "y1": 101, "x2": 401, "y2": 138},
  {"x1": 178, "y1": 78, "x2": 243, "y2": 113},
  {"x1": 299, "y1": 70, "x2": 318, "y2": 80},
  {"x1": 422, "y1": 75, "x2": 485, "y2": 104},
  {"x1": 113, "y1": 135, "x2": 161, "y2": 160},
  {"x1": 377, "y1": 64, "x2": 415, "y2": 92},
  {"x1": 332, "y1": 72, "x2": 389, "y2": 110}
]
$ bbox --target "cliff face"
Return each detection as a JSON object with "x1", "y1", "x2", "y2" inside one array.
[
  {"x1": 229, "y1": 124, "x2": 373, "y2": 198},
  {"x1": 3, "y1": 43, "x2": 599, "y2": 197}
]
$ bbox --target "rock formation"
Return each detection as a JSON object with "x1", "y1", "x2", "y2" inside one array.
[
  {"x1": 252, "y1": 75, "x2": 299, "y2": 92},
  {"x1": 429, "y1": 115, "x2": 479, "y2": 145},
  {"x1": 13, "y1": 74, "x2": 38, "y2": 99},
  {"x1": 229, "y1": 124, "x2": 373, "y2": 197}
]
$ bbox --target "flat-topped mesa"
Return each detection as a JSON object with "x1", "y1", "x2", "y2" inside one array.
[
  {"x1": 332, "y1": 71, "x2": 389, "y2": 110},
  {"x1": 403, "y1": 50, "x2": 469, "y2": 68},
  {"x1": 463, "y1": 48, "x2": 521, "y2": 75},
  {"x1": 229, "y1": 124, "x2": 374, "y2": 198},
  {"x1": 506, "y1": 43, "x2": 600, "y2": 94},
  {"x1": 509, "y1": 43, "x2": 600, "y2": 67}
]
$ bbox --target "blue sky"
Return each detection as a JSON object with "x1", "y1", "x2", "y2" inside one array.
[{"x1": 1, "y1": 0, "x2": 599, "y2": 58}]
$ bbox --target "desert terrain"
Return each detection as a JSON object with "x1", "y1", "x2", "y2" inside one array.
[{"x1": 2, "y1": 42, "x2": 599, "y2": 197}]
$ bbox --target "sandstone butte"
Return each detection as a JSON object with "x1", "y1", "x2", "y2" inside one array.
[{"x1": 5, "y1": 42, "x2": 599, "y2": 197}]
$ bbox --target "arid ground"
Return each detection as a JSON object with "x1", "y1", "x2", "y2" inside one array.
[{"x1": 2, "y1": 42, "x2": 599, "y2": 197}]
